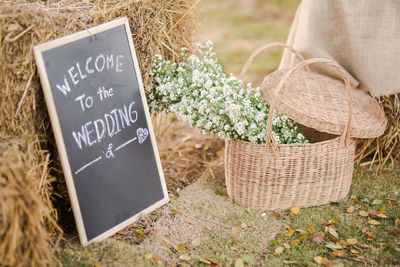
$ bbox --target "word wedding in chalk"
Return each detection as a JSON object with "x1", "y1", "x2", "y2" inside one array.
[{"x1": 34, "y1": 17, "x2": 168, "y2": 246}]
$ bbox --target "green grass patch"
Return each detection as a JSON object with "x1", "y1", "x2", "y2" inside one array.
[{"x1": 58, "y1": 166, "x2": 400, "y2": 266}]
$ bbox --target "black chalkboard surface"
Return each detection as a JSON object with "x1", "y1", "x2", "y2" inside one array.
[{"x1": 34, "y1": 17, "x2": 168, "y2": 245}]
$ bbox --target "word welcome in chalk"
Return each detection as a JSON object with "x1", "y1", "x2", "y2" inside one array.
[
  {"x1": 56, "y1": 54, "x2": 124, "y2": 97},
  {"x1": 72, "y1": 101, "x2": 138, "y2": 150}
]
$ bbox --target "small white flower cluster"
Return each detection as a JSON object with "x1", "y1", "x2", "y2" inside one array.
[{"x1": 147, "y1": 41, "x2": 307, "y2": 144}]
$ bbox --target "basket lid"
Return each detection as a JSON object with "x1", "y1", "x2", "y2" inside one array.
[{"x1": 261, "y1": 69, "x2": 387, "y2": 138}]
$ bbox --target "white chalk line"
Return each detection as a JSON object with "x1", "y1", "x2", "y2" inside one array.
[
  {"x1": 75, "y1": 156, "x2": 102, "y2": 175},
  {"x1": 74, "y1": 136, "x2": 137, "y2": 175},
  {"x1": 115, "y1": 137, "x2": 137, "y2": 151}
]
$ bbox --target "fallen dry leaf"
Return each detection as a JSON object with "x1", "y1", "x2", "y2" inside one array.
[
  {"x1": 338, "y1": 240, "x2": 348, "y2": 247},
  {"x1": 232, "y1": 225, "x2": 242, "y2": 233},
  {"x1": 283, "y1": 243, "x2": 290, "y2": 249},
  {"x1": 346, "y1": 238, "x2": 358, "y2": 245},
  {"x1": 272, "y1": 212, "x2": 279, "y2": 217},
  {"x1": 275, "y1": 246, "x2": 284, "y2": 255},
  {"x1": 199, "y1": 258, "x2": 211, "y2": 265},
  {"x1": 93, "y1": 262, "x2": 101, "y2": 267},
  {"x1": 367, "y1": 219, "x2": 380, "y2": 226},
  {"x1": 284, "y1": 228, "x2": 295, "y2": 237},
  {"x1": 314, "y1": 256, "x2": 330, "y2": 266},
  {"x1": 377, "y1": 208, "x2": 386, "y2": 214},
  {"x1": 178, "y1": 243, "x2": 189, "y2": 253},
  {"x1": 368, "y1": 210, "x2": 378, "y2": 216},
  {"x1": 307, "y1": 225, "x2": 315, "y2": 233},
  {"x1": 289, "y1": 239, "x2": 300, "y2": 246},
  {"x1": 153, "y1": 256, "x2": 162, "y2": 261},
  {"x1": 389, "y1": 228, "x2": 400, "y2": 236},
  {"x1": 321, "y1": 258, "x2": 330, "y2": 266},
  {"x1": 359, "y1": 211, "x2": 369, "y2": 217},
  {"x1": 372, "y1": 199, "x2": 383, "y2": 205},
  {"x1": 362, "y1": 228, "x2": 377, "y2": 240},
  {"x1": 161, "y1": 241, "x2": 169, "y2": 248},
  {"x1": 376, "y1": 214, "x2": 387, "y2": 219},
  {"x1": 310, "y1": 231, "x2": 325, "y2": 243},
  {"x1": 291, "y1": 206, "x2": 300, "y2": 215},
  {"x1": 203, "y1": 257, "x2": 218, "y2": 265},
  {"x1": 171, "y1": 209, "x2": 179, "y2": 215},
  {"x1": 328, "y1": 218, "x2": 338, "y2": 224},
  {"x1": 144, "y1": 253, "x2": 152, "y2": 260},
  {"x1": 395, "y1": 218, "x2": 400, "y2": 227},
  {"x1": 299, "y1": 232, "x2": 308, "y2": 241},
  {"x1": 314, "y1": 256, "x2": 323, "y2": 264},
  {"x1": 329, "y1": 250, "x2": 344, "y2": 259},
  {"x1": 386, "y1": 203, "x2": 393, "y2": 209},
  {"x1": 328, "y1": 228, "x2": 339, "y2": 239},
  {"x1": 347, "y1": 206, "x2": 355, "y2": 213},
  {"x1": 325, "y1": 243, "x2": 342, "y2": 250},
  {"x1": 179, "y1": 255, "x2": 192, "y2": 261},
  {"x1": 241, "y1": 222, "x2": 248, "y2": 229}
]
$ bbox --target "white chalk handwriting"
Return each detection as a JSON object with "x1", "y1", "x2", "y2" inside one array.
[{"x1": 56, "y1": 54, "x2": 124, "y2": 97}]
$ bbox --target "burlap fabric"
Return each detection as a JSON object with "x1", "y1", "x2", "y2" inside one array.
[{"x1": 279, "y1": 0, "x2": 400, "y2": 97}]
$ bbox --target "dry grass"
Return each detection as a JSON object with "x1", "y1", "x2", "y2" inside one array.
[
  {"x1": 59, "y1": 178, "x2": 283, "y2": 266},
  {"x1": 0, "y1": 135, "x2": 61, "y2": 266},
  {"x1": 58, "y1": 164, "x2": 400, "y2": 266},
  {"x1": 99, "y1": 120, "x2": 226, "y2": 245},
  {"x1": 356, "y1": 94, "x2": 400, "y2": 169},
  {"x1": 138, "y1": 179, "x2": 281, "y2": 265},
  {"x1": 0, "y1": 0, "x2": 198, "y2": 264},
  {"x1": 1, "y1": 0, "x2": 198, "y2": 137}
]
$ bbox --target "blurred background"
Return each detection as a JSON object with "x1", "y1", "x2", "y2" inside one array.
[{"x1": 196, "y1": 0, "x2": 300, "y2": 84}]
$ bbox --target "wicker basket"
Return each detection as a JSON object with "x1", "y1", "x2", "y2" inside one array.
[{"x1": 225, "y1": 46, "x2": 357, "y2": 210}]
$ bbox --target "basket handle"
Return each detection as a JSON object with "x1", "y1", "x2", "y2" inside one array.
[
  {"x1": 264, "y1": 58, "x2": 353, "y2": 153},
  {"x1": 240, "y1": 42, "x2": 309, "y2": 80}
]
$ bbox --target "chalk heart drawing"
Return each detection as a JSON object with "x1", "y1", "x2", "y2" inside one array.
[{"x1": 137, "y1": 127, "x2": 149, "y2": 144}]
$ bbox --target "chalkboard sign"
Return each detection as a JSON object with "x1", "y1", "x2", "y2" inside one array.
[{"x1": 34, "y1": 17, "x2": 168, "y2": 246}]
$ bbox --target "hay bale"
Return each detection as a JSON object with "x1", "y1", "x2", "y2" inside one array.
[
  {"x1": 0, "y1": 0, "x2": 198, "y2": 261},
  {"x1": 356, "y1": 94, "x2": 400, "y2": 168},
  {"x1": 0, "y1": 135, "x2": 61, "y2": 266},
  {"x1": 1, "y1": 0, "x2": 198, "y2": 136}
]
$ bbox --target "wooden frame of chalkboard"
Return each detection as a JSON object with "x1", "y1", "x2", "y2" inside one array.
[{"x1": 34, "y1": 17, "x2": 168, "y2": 246}]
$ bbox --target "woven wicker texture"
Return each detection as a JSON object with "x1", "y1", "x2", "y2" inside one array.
[
  {"x1": 225, "y1": 138, "x2": 355, "y2": 210},
  {"x1": 260, "y1": 62, "x2": 387, "y2": 139},
  {"x1": 225, "y1": 51, "x2": 356, "y2": 210}
]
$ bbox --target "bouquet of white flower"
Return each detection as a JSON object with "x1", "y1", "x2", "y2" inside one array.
[{"x1": 146, "y1": 41, "x2": 307, "y2": 144}]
